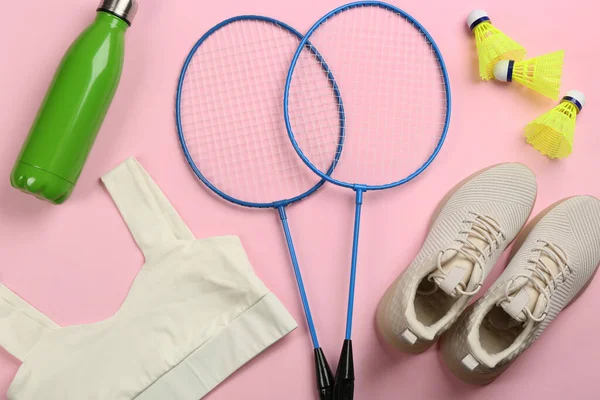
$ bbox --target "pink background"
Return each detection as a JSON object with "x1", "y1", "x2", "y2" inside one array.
[{"x1": 1, "y1": 0, "x2": 599, "y2": 399}]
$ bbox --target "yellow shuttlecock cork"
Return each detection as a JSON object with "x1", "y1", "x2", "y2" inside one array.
[
  {"x1": 525, "y1": 90, "x2": 585, "y2": 159},
  {"x1": 467, "y1": 10, "x2": 527, "y2": 80},
  {"x1": 494, "y1": 51, "x2": 564, "y2": 99}
]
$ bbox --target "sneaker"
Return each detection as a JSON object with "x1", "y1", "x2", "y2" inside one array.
[
  {"x1": 440, "y1": 196, "x2": 600, "y2": 384},
  {"x1": 376, "y1": 163, "x2": 537, "y2": 353}
]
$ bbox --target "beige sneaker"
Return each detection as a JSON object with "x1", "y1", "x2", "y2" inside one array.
[
  {"x1": 441, "y1": 196, "x2": 600, "y2": 384},
  {"x1": 376, "y1": 163, "x2": 537, "y2": 353}
]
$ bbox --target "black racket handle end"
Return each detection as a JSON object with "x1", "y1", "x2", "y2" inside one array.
[
  {"x1": 333, "y1": 339, "x2": 354, "y2": 400},
  {"x1": 320, "y1": 386, "x2": 335, "y2": 400},
  {"x1": 315, "y1": 347, "x2": 335, "y2": 400}
]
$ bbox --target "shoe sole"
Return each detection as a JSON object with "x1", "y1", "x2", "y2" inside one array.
[
  {"x1": 441, "y1": 196, "x2": 600, "y2": 385},
  {"x1": 376, "y1": 163, "x2": 536, "y2": 354}
]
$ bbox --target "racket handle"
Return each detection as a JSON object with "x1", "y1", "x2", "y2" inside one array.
[
  {"x1": 315, "y1": 347, "x2": 335, "y2": 400},
  {"x1": 333, "y1": 339, "x2": 354, "y2": 400}
]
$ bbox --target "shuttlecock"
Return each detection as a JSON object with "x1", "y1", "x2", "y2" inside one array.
[
  {"x1": 525, "y1": 90, "x2": 585, "y2": 159},
  {"x1": 494, "y1": 51, "x2": 564, "y2": 99},
  {"x1": 467, "y1": 10, "x2": 526, "y2": 80}
]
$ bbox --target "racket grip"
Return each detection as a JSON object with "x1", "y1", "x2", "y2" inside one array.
[
  {"x1": 315, "y1": 347, "x2": 335, "y2": 400},
  {"x1": 333, "y1": 339, "x2": 354, "y2": 400}
]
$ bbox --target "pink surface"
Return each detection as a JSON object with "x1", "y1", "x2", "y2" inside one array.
[{"x1": 1, "y1": 1, "x2": 599, "y2": 399}]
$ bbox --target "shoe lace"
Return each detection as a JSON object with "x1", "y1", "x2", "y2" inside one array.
[
  {"x1": 498, "y1": 240, "x2": 570, "y2": 323},
  {"x1": 426, "y1": 212, "x2": 505, "y2": 296}
]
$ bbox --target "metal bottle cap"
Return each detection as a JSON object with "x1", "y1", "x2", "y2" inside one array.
[{"x1": 97, "y1": 0, "x2": 138, "y2": 25}]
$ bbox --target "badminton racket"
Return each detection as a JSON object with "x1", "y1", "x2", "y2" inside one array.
[
  {"x1": 283, "y1": 3, "x2": 451, "y2": 398},
  {"x1": 176, "y1": 16, "x2": 345, "y2": 400}
]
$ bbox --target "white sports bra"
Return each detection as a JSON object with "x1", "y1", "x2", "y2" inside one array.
[{"x1": 0, "y1": 157, "x2": 297, "y2": 400}]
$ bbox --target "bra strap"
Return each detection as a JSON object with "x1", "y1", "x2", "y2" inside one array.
[
  {"x1": 0, "y1": 284, "x2": 59, "y2": 362},
  {"x1": 102, "y1": 157, "x2": 195, "y2": 258}
]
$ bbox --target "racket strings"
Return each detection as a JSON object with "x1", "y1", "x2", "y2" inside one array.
[
  {"x1": 180, "y1": 20, "x2": 336, "y2": 203},
  {"x1": 287, "y1": 5, "x2": 448, "y2": 186}
]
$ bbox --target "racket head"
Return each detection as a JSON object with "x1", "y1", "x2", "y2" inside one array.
[
  {"x1": 176, "y1": 15, "x2": 344, "y2": 208},
  {"x1": 283, "y1": 1, "x2": 451, "y2": 191}
]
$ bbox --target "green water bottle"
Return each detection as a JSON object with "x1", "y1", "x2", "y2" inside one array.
[{"x1": 10, "y1": 0, "x2": 138, "y2": 204}]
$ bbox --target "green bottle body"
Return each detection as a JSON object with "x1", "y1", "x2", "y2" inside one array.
[{"x1": 11, "y1": 12, "x2": 129, "y2": 204}]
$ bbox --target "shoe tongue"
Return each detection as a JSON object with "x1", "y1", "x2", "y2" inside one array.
[
  {"x1": 501, "y1": 252, "x2": 558, "y2": 323},
  {"x1": 435, "y1": 235, "x2": 487, "y2": 296}
]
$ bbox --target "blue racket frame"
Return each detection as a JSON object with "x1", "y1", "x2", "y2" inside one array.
[
  {"x1": 176, "y1": 15, "x2": 346, "y2": 350},
  {"x1": 283, "y1": 1, "x2": 451, "y2": 340}
]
